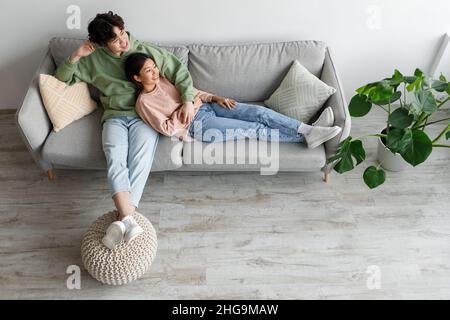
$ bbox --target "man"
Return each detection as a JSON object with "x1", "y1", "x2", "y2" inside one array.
[{"x1": 55, "y1": 11, "x2": 195, "y2": 249}]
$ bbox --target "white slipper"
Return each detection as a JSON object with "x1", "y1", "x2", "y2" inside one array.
[
  {"x1": 304, "y1": 125, "x2": 342, "y2": 149},
  {"x1": 102, "y1": 221, "x2": 126, "y2": 250},
  {"x1": 312, "y1": 107, "x2": 334, "y2": 127},
  {"x1": 122, "y1": 215, "x2": 144, "y2": 244}
]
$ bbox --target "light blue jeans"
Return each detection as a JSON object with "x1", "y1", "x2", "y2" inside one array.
[
  {"x1": 188, "y1": 102, "x2": 305, "y2": 143},
  {"x1": 102, "y1": 116, "x2": 159, "y2": 208}
]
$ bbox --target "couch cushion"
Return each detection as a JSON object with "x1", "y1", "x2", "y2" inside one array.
[
  {"x1": 39, "y1": 74, "x2": 98, "y2": 132},
  {"x1": 264, "y1": 60, "x2": 336, "y2": 123},
  {"x1": 42, "y1": 108, "x2": 183, "y2": 171},
  {"x1": 188, "y1": 41, "x2": 327, "y2": 102},
  {"x1": 180, "y1": 139, "x2": 325, "y2": 172}
]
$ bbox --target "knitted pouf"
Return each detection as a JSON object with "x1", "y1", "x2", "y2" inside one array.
[{"x1": 81, "y1": 211, "x2": 157, "y2": 285}]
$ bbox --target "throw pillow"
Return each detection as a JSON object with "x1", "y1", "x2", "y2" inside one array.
[
  {"x1": 39, "y1": 74, "x2": 97, "y2": 132},
  {"x1": 264, "y1": 60, "x2": 336, "y2": 123}
]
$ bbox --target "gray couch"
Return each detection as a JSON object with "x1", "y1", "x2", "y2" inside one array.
[{"x1": 16, "y1": 38, "x2": 351, "y2": 181}]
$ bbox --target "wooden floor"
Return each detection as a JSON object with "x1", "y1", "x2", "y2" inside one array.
[{"x1": 0, "y1": 106, "x2": 449, "y2": 299}]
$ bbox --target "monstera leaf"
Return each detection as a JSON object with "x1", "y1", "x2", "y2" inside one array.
[
  {"x1": 363, "y1": 166, "x2": 386, "y2": 189},
  {"x1": 328, "y1": 137, "x2": 365, "y2": 173}
]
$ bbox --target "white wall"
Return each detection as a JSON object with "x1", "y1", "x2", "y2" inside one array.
[{"x1": 1, "y1": 0, "x2": 449, "y2": 108}]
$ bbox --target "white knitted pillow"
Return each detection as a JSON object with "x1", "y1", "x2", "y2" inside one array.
[
  {"x1": 264, "y1": 60, "x2": 336, "y2": 123},
  {"x1": 39, "y1": 74, "x2": 97, "y2": 132}
]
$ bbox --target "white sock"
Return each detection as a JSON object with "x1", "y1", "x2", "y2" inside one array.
[{"x1": 297, "y1": 123, "x2": 313, "y2": 135}]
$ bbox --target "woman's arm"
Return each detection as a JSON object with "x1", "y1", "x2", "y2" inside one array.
[
  {"x1": 136, "y1": 99, "x2": 187, "y2": 138},
  {"x1": 195, "y1": 88, "x2": 236, "y2": 109}
]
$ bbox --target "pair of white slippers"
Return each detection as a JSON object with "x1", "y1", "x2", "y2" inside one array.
[
  {"x1": 304, "y1": 106, "x2": 341, "y2": 149},
  {"x1": 102, "y1": 214, "x2": 143, "y2": 250}
]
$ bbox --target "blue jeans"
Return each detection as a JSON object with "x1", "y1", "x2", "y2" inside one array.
[
  {"x1": 102, "y1": 116, "x2": 159, "y2": 208},
  {"x1": 188, "y1": 102, "x2": 304, "y2": 143}
]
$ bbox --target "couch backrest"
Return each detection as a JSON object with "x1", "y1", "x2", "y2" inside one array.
[
  {"x1": 49, "y1": 37, "x2": 189, "y2": 66},
  {"x1": 48, "y1": 38, "x2": 328, "y2": 103},
  {"x1": 188, "y1": 41, "x2": 327, "y2": 102}
]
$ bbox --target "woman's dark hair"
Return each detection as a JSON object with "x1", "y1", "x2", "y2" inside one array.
[
  {"x1": 88, "y1": 11, "x2": 124, "y2": 46},
  {"x1": 125, "y1": 52, "x2": 150, "y2": 94}
]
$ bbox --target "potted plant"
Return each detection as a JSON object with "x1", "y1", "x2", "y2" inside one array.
[{"x1": 328, "y1": 68, "x2": 450, "y2": 189}]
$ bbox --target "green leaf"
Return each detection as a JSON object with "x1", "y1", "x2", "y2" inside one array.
[
  {"x1": 411, "y1": 90, "x2": 438, "y2": 114},
  {"x1": 399, "y1": 129, "x2": 433, "y2": 166},
  {"x1": 369, "y1": 80, "x2": 394, "y2": 103},
  {"x1": 404, "y1": 76, "x2": 417, "y2": 84},
  {"x1": 414, "y1": 68, "x2": 424, "y2": 78},
  {"x1": 439, "y1": 73, "x2": 447, "y2": 82},
  {"x1": 388, "y1": 108, "x2": 414, "y2": 129},
  {"x1": 388, "y1": 69, "x2": 404, "y2": 90},
  {"x1": 363, "y1": 166, "x2": 386, "y2": 189},
  {"x1": 349, "y1": 139, "x2": 365, "y2": 165},
  {"x1": 349, "y1": 94, "x2": 372, "y2": 117},
  {"x1": 397, "y1": 128, "x2": 413, "y2": 153},
  {"x1": 329, "y1": 137, "x2": 366, "y2": 174},
  {"x1": 446, "y1": 130, "x2": 450, "y2": 140},
  {"x1": 370, "y1": 91, "x2": 402, "y2": 106},
  {"x1": 355, "y1": 82, "x2": 379, "y2": 95},
  {"x1": 431, "y1": 80, "x2": 448, "y2": 92},
  {"x1": 406, "y1": 70, "x2": 425, "y2": 92},
  {"x1": 386, "y1": 128, "x2": 406, "y2": 153}
]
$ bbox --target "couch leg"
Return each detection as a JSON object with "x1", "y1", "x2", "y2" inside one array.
[
  {"x1": 323, "y1": 171, "x2": 330, "y2": 183},
  {"x1": 47, "y1": 169, "x2": 55, "y2": 181}
]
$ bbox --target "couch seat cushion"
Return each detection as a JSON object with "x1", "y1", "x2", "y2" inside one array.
[
  {"x1": 42, "y1": 108, "x2": 182, "y2": 171},
  {"x1": 180, "y1": 139, "x2": 325, "y2": 172}
]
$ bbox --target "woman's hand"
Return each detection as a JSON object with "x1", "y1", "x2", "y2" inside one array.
[
  {"x1": 70, "y1": 40, "x2": 96, "y2": 63},
  {"x1": 215, "y1": 96, "x2": 237, "y2": 109},
  {"x1": 179, "y1": 101, "x2": 195, "y2": 124}
]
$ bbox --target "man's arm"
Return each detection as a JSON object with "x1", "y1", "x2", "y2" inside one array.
[
  {"x1": 54, "y1": 40, "x2": 95, "y2": 85},
  {"x1": 141, "y1": 44, "x2": 194, "y2": 103}
]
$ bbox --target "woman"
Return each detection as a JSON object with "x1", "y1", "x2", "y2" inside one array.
[
  {"x1": 125, "y1": 53, "x2": 341, "y2": 147},
  {"x1": 55, "y1": 11, "x2": 197, "y2": 250}
]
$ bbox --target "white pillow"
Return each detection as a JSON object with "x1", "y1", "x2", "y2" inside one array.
[
  {"x1": 264, "y1": 60, "x2": 336, "y2": 123},
  {"x1": 39, "y1": 74, "x2": 97, "y2": 132}
]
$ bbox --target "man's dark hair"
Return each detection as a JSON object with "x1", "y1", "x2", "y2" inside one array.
[{"x1": 88, "y1": 11, "x2": 125, "y2": 46}]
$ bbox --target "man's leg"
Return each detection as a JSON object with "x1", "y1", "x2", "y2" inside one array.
[
  {"x1": 127, "y1": 118, "x2": 160, "y2": 210},
  {"x1": 102, "y1": 117, "x2": 134, "y2": 219}
]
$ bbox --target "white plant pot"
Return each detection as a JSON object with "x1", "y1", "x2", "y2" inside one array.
[{"x1": 377, "y1": 137, "x2": 412, "y2": 172}]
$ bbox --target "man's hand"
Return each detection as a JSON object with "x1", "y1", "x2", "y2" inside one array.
[
  {"x1": 179, "y1": 101, "x2": 195, "y2": 124},
  {"x1": 215, "y1": 96, "x2": 237, "y2": 109},
  {"x1": 70, "y1": 40, "x2": 96, "y2": 63}
]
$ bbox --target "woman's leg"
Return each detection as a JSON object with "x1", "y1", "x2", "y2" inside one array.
[
  {"x1": 102, "y1": 117, "x2": 135, "y2": 219},
  {"x1": 209, "y1": 102, "x2": 302, "y2": 136},
  {"x1": 127, "y1": 118, "x2": 159, "y2": 211},
  {"x1": 195, "y1": 114, "x2": 303, "y2": 143}
]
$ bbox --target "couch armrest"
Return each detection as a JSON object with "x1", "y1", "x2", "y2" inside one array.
[
  {"x1": 15, "y1": 48, "x2": 55, "y2": 172},
  {"x1": 320, "y1": 47, "x2": 351, "y2": 173}
]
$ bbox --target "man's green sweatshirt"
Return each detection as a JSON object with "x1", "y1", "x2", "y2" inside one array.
[{"x1": 54, "y1": 32, "x2": 194, "y2": 122}]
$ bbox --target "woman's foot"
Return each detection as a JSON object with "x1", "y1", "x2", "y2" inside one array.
[
  {"x1": 122, "y1": 215, "x2": 144, "y2": 243},
  {"x1": 304, "y1": 125, "x2": 342, "y2": 149},
  {"x1": 102, "y1": 221, "x2": 126, "y2": 250},
  {"x1": 312, "y1": 106, "x2": 334, "y2": 127}
]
